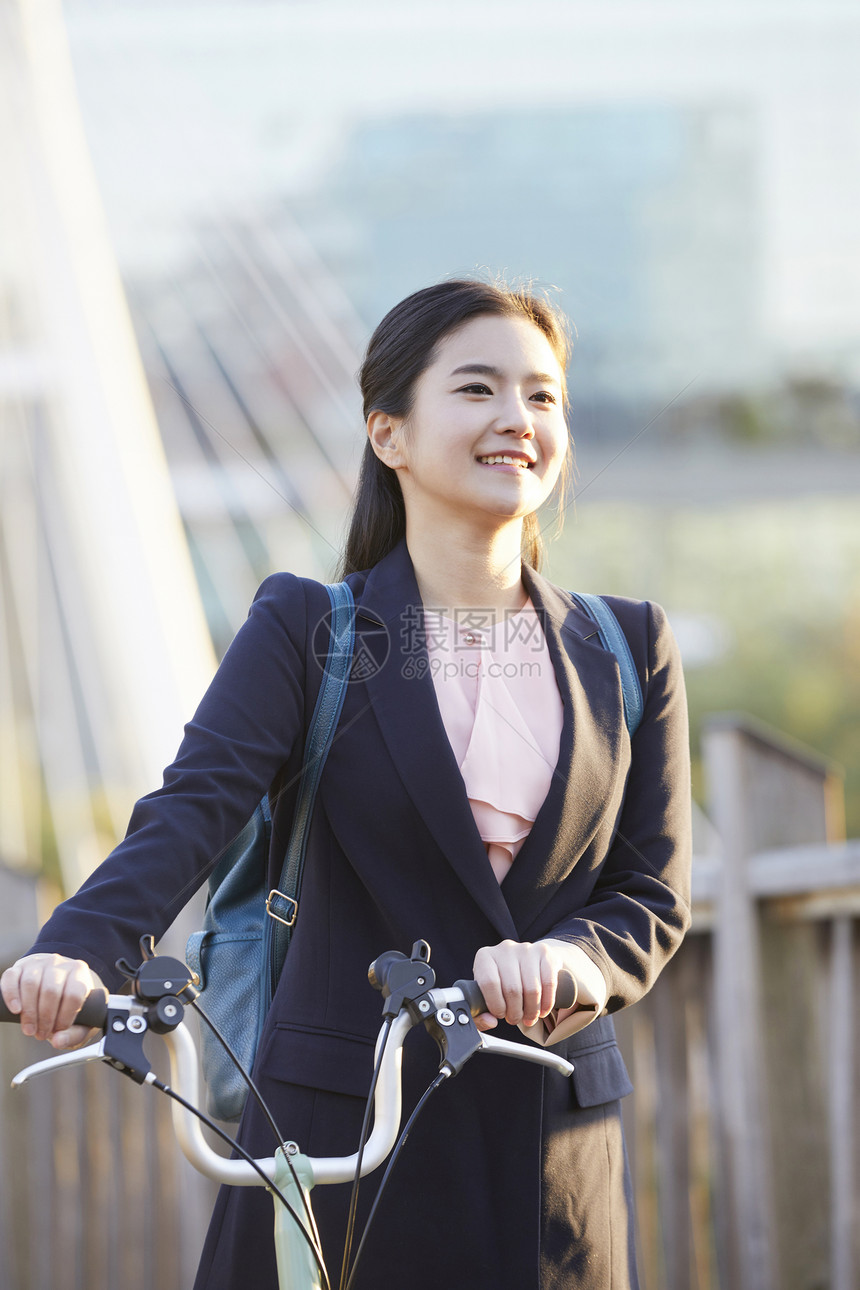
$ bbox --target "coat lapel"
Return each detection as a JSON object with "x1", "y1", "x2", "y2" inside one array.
[
  {"x1": 357, "y1": 542, "x2": 518, "y2": 942},
  {"x1": 499, "y1": 564, "x2": 628, "y2": 935},
  {"x1": 354, "y1": 541, "x2": 627, "y2": 942}
]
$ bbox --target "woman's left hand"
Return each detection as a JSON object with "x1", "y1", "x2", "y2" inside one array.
[{"x1": 472, "y1": 939, "x2": 569, "y2": 1031}]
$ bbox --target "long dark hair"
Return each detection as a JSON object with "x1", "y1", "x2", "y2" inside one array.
[{"x1": 336, "y1": 278, "x2": 573, "y2": 579}]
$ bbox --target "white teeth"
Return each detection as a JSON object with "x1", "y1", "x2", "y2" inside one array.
[{"x1": 478, "y1": 455, "x2": 530, "y2": 467}]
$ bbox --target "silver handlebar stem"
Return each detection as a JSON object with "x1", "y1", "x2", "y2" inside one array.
[
  {"x1": 162, "y1": 1023, "x2": 278, "y2": 1185},
  {"x1": 161, "y1": 1010, "x2": 414, "y2": 1187},
  {"x1": 309, "y1": 1010, "x2": 410, "y2": 1184}
]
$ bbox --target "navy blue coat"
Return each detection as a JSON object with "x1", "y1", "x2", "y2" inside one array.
[{"x1": 33, "y1": 538, "x2": 692, "y2": 1289}]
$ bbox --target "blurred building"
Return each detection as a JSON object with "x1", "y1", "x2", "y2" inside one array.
[
  {"x1": 293, "y1": 102, "x2": 762, "y2": 412},
  {"x1": 60, "y1": 0, "x2": 860, "y2": 395}
]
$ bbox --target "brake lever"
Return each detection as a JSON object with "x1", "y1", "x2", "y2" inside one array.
[
  {"x1": 422, "y1": 988, "x2": 575, "y2": 1078},
  {"x1": 10, "y1": 945, "x2": 195, "y2": 1094},
  {"x1": 480, "y1": 1035, "x2": 574, "y2": 1078},
  {"x1": 10, "y1": 995, "x2": 157, "y2": 1090},
  {"x1": 12, "y1": 1038, "x2": 107, "y2": 1087}
]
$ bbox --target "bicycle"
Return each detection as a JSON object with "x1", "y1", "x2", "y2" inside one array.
[{"x1": 1, "y1": 937, "x2": 576, "y2": 1290}]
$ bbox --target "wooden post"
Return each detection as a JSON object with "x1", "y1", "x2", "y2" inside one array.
[
  {"x1": 652, "y1": 951, "x2": 692, "y2": 1290},
  {"x1": 704, "y1": 717, "x2": 779, "y2": 1289},
  {"x1": 629, "y1": 998, "x2": 662, "y2": 1287},
  {"x1": 704, "y1": 713, "x2": 842, "y2": 1290},
  {"x1": 829, "y1": 916, "x2": 855, "y2": 1290},
  {"x1": 687, "y1": 935, "x2": 718, "y2": 1290}
]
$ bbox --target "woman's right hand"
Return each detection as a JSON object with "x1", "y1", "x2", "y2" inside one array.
[{"x1": 0, "y1": 953, "x2": 106, "y2": 1049}]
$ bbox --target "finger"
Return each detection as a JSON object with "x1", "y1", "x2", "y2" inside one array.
[
  {"x1": 34, "y1": 965, "x2": 72, "y2": 1041},
  {"x1": 53, "y1": 970, "x2": 94, "y2": 1037},
  {"x1": 538, "y1": 959, "x2": 558, "y2": 1020},
  {"x1": 474, "y1": 1013, "x2": 498, "y2": 1033},
  {"x1": 472, "y1": 949, "x2": 506, "y2": 1019},
  {"x1": 495, "y1": 962, "x2": 528, "y2": 1026},
  {"x1": 518, "y1": 979, "x2": 541, "y2": 1027},
  {"x1": 0, "y1": 966, "x2": 22, "y2": 1015},
  {"x1": 18, "y1": 964, "x2": 45, "y2": 1037},
  {"x1": 50, "y1": 1024, "x2": 99, "y2": 1051},
  {"x1": 519, "y1": 958, "x2": 545, "y2": 1029}
]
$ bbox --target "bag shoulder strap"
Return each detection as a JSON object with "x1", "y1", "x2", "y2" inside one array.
[
  {"x1": 568, "y1": 592, "x2": 644, "y2": 737},
  {"x1": 266, "y1": 580, "x2": 355, "y2": 981}
]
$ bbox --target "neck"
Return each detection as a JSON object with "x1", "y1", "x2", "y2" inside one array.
[{"x1": 403, "y1": 513, "x2": 528, "y2": 617}]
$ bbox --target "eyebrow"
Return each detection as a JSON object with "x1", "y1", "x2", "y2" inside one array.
[{"x1": 449, "y1": 363, "x2": 561, "y2": 387}]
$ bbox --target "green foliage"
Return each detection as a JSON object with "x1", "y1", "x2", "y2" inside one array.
[
  {"x1": 665, "y1": 376, "x2": 860, "y2": 449},
  {"x1": 685, "y1": 619, "x2": 860, "y2": 838},
  {"x1": 546, "y1": 494, "x2": 860, "y2": 838}
]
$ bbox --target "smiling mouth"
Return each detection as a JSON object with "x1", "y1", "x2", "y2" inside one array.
[{"x1": 476, "y1": 455, "x2": 533, "y2": 469}]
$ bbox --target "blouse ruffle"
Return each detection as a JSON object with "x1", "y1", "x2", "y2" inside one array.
[{"x1": 426, "y1": 598, "x2": 564, "y2": 883}]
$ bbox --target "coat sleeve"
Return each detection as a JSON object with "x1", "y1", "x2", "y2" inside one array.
[
  {"x1": 546, "y1": 599, "x2": 693, "y2": 1014},
  {"x1": 27, "y1": 574, "x2": 310, "y2": 989}
]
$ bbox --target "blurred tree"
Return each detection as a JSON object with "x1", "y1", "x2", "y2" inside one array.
[{"x1": 547, "y1": 495, "x2": 860, "y2": 838}]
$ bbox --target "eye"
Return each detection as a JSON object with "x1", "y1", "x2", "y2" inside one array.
[
  {"x1": 531, "y1": 391, "x2": 557, "y2": 405},
  {"x1": 456, "y1": 383, "x2": 492, "y2": 396}
]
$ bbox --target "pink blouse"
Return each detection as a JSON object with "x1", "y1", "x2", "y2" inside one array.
[{"x1": 426, "y1": 598, "x2": 564, "y2": 883}]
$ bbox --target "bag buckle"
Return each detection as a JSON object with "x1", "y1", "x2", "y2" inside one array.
[{"x1": 266, "y1": 890, "x2": 298, "y2": 928}]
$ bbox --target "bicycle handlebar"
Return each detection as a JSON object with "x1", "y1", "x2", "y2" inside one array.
[
  {"x1": 0, "y1": 991, "x2": 108, "y2": 1030},
  {"x1": 0, "y1": 969, "x2": 576, "y2": 1034},
  {"x1": 158, "y1": 984, "x2": 577, "y2": 1188},
  {"x1": 454, "y1": 970, "x2": 577, "y2": 1018},
  {"x1": 6, "y1": 946, "x2": 577, "y2": 1191}
]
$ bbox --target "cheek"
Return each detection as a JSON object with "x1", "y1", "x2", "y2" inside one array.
[
  {"x1": 546, "y1": 424, "x2": 570, "y2": 471},
  {"x1": 539, "y1": 434, "x2": 570, "y2": 497}
]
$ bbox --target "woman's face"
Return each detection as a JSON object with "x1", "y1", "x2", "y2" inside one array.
[{"x1": 373, "y1": 313, "x2": 569, "y2": 531}]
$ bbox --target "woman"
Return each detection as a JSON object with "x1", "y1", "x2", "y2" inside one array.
[{"x1": 2, "y1": 279, "x2": 692, "y2": 1288}]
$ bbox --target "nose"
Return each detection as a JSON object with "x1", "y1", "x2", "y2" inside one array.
[{"x1": 496, "y1": 390, "x2": 535, "y2": 438}]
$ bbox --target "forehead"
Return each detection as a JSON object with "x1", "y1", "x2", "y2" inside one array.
[{"x1": 432, "y1": 313, "x2": 563, "y2": 380}]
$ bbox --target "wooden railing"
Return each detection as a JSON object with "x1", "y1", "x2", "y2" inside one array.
[
  {"x1": 1, "y1": 713, "x2": 856, "y2": 1289},
  {"x1": 0, "y1": 868, "x2": 215, "y2": 1290},
  {"x1": 615, "y1": 714, "x2": 858, "y2": 1290}
]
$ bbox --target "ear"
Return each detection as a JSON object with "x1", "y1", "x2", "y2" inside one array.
[{"x1": 367, "y1": 410, "x2": 407, "y2": 470}]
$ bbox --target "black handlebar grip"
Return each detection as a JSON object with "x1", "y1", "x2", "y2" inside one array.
[
  {"x1": 0, "y1": 990, "x2": 108, "y2": 1030},
  {"x1": 455, "y1": 969, "x2": 578, "y2": 1018},
  {"x1": 452, "y1": 978, "x2": 487, "y2": 1017}
]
